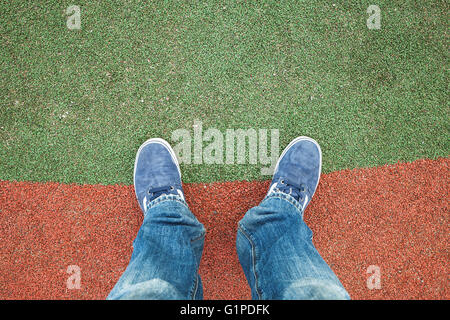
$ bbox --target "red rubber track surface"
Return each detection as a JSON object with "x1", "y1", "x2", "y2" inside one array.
[{"x1": 0, "y1": 158, "x2": 448, "y2": 299}]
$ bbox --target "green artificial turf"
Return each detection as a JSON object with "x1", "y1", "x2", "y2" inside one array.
[{"x1": 0, "y1": 0, "x2": 448, "y2": 184}]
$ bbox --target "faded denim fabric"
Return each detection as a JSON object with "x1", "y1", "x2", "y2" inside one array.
[
  {"x1": 237, "y1": 192, "x2": 350, "y2": 300},
  {"x1": 108, "y1": 194, "x2": 349, "y2": 300},
  {"x1": 107, "y1": 194, "x2": 205, "y2": 300}
]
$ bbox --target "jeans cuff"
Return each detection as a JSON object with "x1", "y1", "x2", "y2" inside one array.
[
  {"x1": 145, "y1": 194, "x2": 189, "y2": 214},
  {"x1": 263, "y1": 191, "x2": 304, "y2": 214}
]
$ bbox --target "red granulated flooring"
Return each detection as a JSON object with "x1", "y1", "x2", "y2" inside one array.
[{"x1": 0, "y1": 158, "x2": 448, "y2": 300}]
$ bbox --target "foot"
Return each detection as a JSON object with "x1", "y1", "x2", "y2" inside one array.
[
  {"x1": 266, "y1": 136, "x2": 322, "y2": 212},
  {"x1": 134, "y1": 138, "x2": 184, "y2": 213}
]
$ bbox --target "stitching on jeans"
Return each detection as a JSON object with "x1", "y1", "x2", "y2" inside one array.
[
  {"x1": 191, "y1": 274, "x2": 199, "y2": 300},
  {"x1": 189, "y1": 233, "x2": 204, "y2": 299},
  {"x1": 187, "y1": 252, "x2": 201, "y2": 299},
  {"x1": 238, "y1": 224, "x2": 262, "y2": 300},
  {"x1": 190, "y1": 229, "x2": 205, "y2": 298}
]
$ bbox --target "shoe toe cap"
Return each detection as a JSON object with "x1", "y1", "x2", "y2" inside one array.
[
  {"x1": 274, "y1": 139, "x2": 322, "y2": 193},
  {"x1": 134, "y1": 143, "x2": 182, "y2": 208}
]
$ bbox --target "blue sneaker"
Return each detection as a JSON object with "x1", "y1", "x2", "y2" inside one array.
[
  {"x1": 133, "y1": 138, "x2": 185, "y2": 214},
  {"x1": 266, "y1": 136, "x2": 322, "y2": 212}
]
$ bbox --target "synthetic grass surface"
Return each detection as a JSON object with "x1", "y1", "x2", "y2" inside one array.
[{"x1": 1, "y1": 0, "x2": 448, "y2": 184}]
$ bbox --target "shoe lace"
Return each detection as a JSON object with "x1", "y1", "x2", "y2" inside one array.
[
  {"x1": 147, "y1": 185, "x2": 176, "y2": 201},
  {"x1": 277, "y1": 179, "x2": 308, "y2": 202}
]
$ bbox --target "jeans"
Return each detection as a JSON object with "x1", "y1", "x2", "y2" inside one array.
[{"x1": 107, "y1": 191, "x2": 350, "y2": 300}]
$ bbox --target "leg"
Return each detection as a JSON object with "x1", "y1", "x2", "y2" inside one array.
[
  {"x1": 107, "y1": 139, "x2": 205, "y2": 300},
  {"x1": 236, "y1": 137, "x2": 350, "y2": 300}
]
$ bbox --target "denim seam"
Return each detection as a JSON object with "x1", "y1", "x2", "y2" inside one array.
[
  {"x1": 189, "y1": 233, "x2": 205, "y2": 299},
  {"x1": 190, "y1": 234, "x2": 204, "y2": 299},
  {"x1": 263, "y1": 192, "x2": 304, "y2": 216},
  {"x1": 238, "y1": 224, "x2": 262, "y2": 300},
  {"x1": 187, "y1": 244, "x2": 201, "y2": 300},
  {"x1": 190, "y1": 274, "x2": 199, "y2": 300}
]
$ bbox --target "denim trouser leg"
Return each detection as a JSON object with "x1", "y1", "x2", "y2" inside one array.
[
  {"x1": 237, "y1": 192, "x2": 350, "y2": 300},
  {"x1": 107, "y1": 195, "x2": 206, "y2": 300}
]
